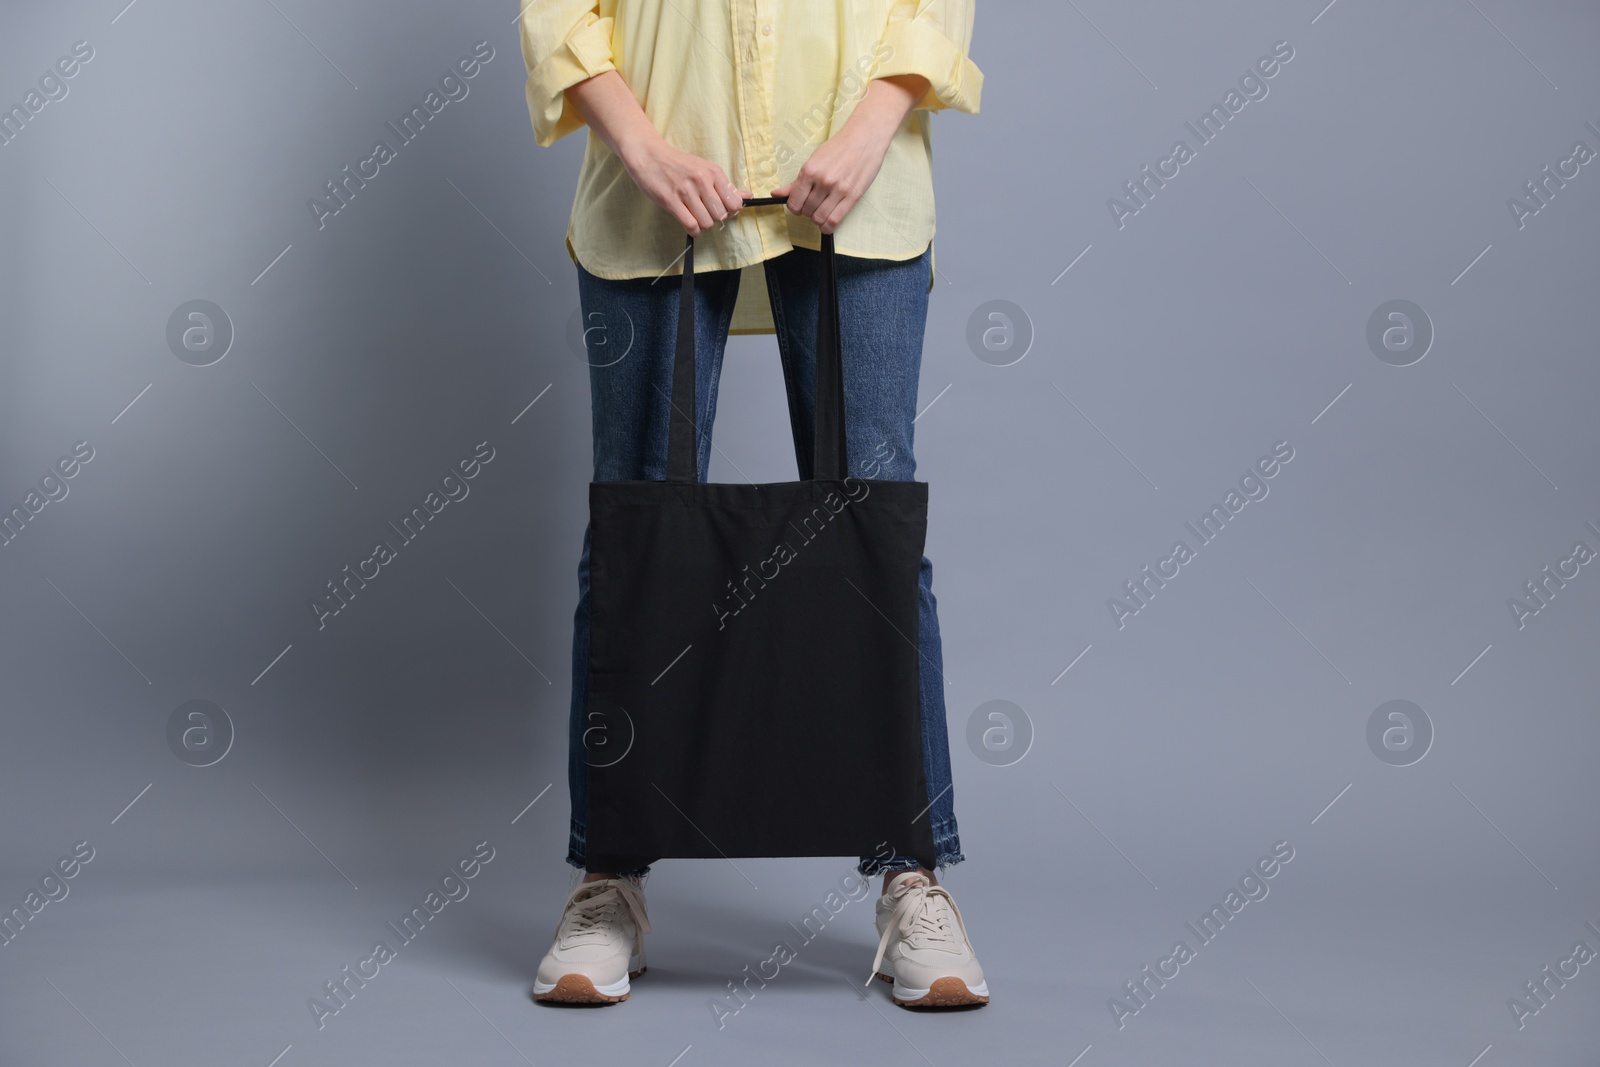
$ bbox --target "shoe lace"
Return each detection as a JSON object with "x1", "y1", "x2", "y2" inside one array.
[
  {"x1": 867, "y1": 877, "x2": 971, "y2": 983},
  {"x1": 557, "y1": 880, "x2": 652, "y2": 947}
]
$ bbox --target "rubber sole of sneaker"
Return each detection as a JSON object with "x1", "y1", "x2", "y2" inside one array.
[
  {"x1": 876, "y1": 972, "x2": 990, "y2": 1008},
  {"x1": 533, "y1": 966, "x2": 646, "y2": 1005}
]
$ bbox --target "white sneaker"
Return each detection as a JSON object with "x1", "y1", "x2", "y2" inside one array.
[
  {"x1": 870, "y1": 871, "x2": 989, "y2": 1008},
  {"x1": 532, "y1": 877, "x2": 650, "y2": 1003}
]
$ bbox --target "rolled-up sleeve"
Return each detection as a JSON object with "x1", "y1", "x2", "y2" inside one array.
[
  {"x1": 519, "y1": 2, "x2": 617, "y2": 146},
  {"x1": 873, "y1": 0, "x2": 983, "y2": 114}
]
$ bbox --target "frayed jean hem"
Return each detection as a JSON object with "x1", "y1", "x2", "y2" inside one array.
[{"x1": 565, "y1": 820, "x2": 653, "y2": 880}]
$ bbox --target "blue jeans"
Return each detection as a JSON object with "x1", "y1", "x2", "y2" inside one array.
[{"x1": 566, "y1": 241, "x2": 962, "y2": 878}]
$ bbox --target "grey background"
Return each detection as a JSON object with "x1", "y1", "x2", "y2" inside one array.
[{"x1": 2, "y1": 0, "x2": 1598, "y2": 1064}]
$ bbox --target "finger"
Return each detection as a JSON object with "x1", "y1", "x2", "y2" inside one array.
[
  {"x1": 685, "y1": 192, "x2": 716, "y2": 234},
  {"x1": 819, "y1": 198, "x2": 844, "y2": 235},
  {"x1": 782, "y1": 175, "x2": 814, "y2": 216},
  {"x1": 681, "y1": 187, "x2": 726, "y2": 238},
  {"x1": 800, "y1": 167, "x2": 841, "y2": 221},
  {"x1": 798, "y1": 181, "x2": 831, "y2": 225},
  {"x1": 711, "y1": 171, "x2": 745, "y2": 214},
  {"x1": 702, "y1": 179, "x2": 735, "y2": 225},
  {"x1": 673, "y1": 184, "x2": 714, "y2": 234},
  {"x1": 690, "y1": 174, "x2": 728, "y2": 223},
  {"x1": 815, "y1": 190, "x2": 853, "y2": 234},
  {"x1": 656, "y1": 185, "x2": 701, "y2": 234}
]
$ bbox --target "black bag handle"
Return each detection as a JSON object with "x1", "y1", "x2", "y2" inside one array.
[{"x1": 665, "y1": 196, "x2": 847, "y2": 484}]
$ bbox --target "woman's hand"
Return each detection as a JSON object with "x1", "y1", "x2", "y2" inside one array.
[
  {"x1": 623, "y1": 138, "x2": 750, "y2": 236},
  {"x1": 564, "y1": 70, "x2": 749, "y2": 236},
  {"x1": 771, "y1": 74, "x2": 930, "y2": 234}
]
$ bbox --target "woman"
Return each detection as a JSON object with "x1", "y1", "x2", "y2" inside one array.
[{"x1": 518, "y1": 0, "x2": 985, "y2": 1009}]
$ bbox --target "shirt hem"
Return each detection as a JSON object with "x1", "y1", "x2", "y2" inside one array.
[{"x1": 565, "y1": 231, "x2": 933, "y2": 282}]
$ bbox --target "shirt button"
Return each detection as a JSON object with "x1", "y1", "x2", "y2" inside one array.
[{"x1": 761, "y1": 22, "x2": 771, "y2": 35}]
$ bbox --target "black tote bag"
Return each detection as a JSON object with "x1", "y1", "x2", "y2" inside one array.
[{"x1": 583, "y1": 199, "x2": 938, "y2": 872}]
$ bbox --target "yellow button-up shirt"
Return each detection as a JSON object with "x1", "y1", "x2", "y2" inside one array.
[{"x1": 519, "y1": 1, "x2": 982, "y2": 334}]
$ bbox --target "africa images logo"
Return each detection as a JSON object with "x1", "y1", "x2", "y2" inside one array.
[{"x1": 307, "y1": 41, "x2": 494, "y2": 230}]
